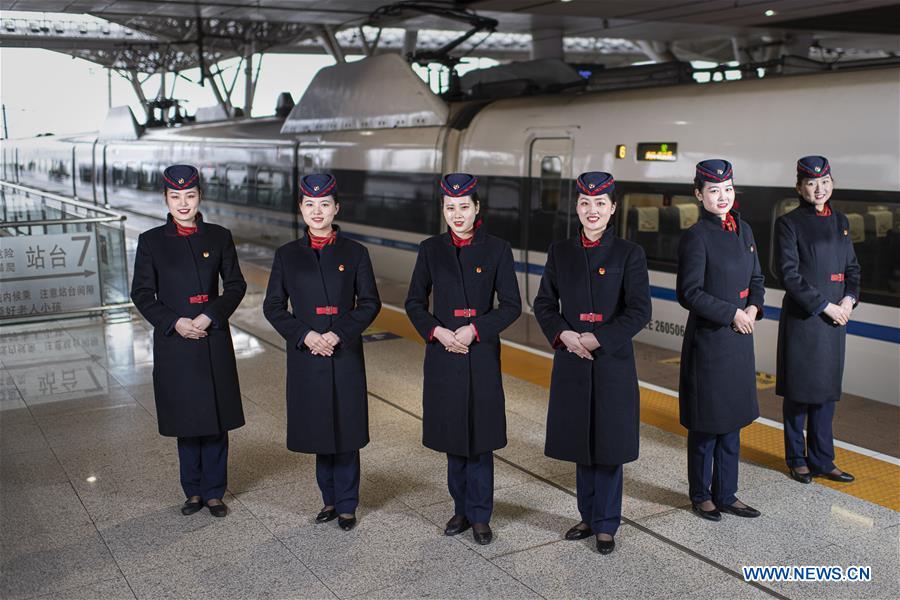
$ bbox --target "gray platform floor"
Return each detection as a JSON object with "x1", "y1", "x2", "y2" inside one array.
[{"x1": 1, "y1": 304, "x2": 898, "y2": 600}]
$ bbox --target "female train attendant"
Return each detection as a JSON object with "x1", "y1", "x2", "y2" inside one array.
[
  {"x1": 131, "y1": 164, "x2": 247, "y2": 518},
  {"x1": 775, "y1": 156, "x2": 859, "y2": 485},
  {"x1": 534, "y1": 172, "x2": 651, "y2": 555},
  {"x1": 263, "y1": 174, "x2": 381, "y2": 531},
  {"x1": 405, "y1": 173, "x2": 521, "y2": 545},
  {"x1": 677, "y1": 159, "x2": 764, "y2": 522}
]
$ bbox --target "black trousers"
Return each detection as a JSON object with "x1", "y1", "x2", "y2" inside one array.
[
  {"x1": 177, "y1": 432, "x2": 228, "y2": 502},
  {"x1": 447, "y1": 452, "x2": 493, "y2": 523},
  {"x1": 783, "y1": 399, "x2": 837, "y2": 473},
  {"x1": 576, "y1": 463, "x2": 623, "y2": 535},
  {"x1": 316, "y1": 450, "x2": 360, "y2": 514},
  {"x1": 687, "y1": 429, "x2": 740, "y2": 506}
]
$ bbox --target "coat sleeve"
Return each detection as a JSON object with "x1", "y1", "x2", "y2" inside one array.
[
  {"x1": 775, "y1": 216, "x2": 827, "y2": 316},
  {"x1": 263, "y1": 248, "x2": 314, "y2": 349},
  {"x1": 404, "y1": 244, "x2": 442, "y2": 342},
  {"x1": 841, "y1": 215, "x2": 861, "y2": 305},
  {"x1": 203, "y1": 230, "x2": 247, "y2": 328},
  {"x1": 130, "y1": 232, "x2": 180, "y2": 335},
  {"x1": 533, "y1": 244, "x2": 570, "y2": 345},
  {"x1": 594, "y1": 244, "x2": 652, "y2": 353},
  {"x1": 745, "y1": 225, "x2": 766, "y2": 320},
  {"x1": 676, "y1": 229, "x2": 739, "y2": 327},
  {"x1": 470, "y1": 242, "x2": 521, "y2": 339},
  {"x1": 330, "y1": 247, "x2": 382, "y2": 342}
]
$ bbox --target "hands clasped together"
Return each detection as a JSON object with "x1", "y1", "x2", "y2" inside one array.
[
  {"x1": 175, "y1": 314, "x2": 212, "y2": 340},
  {"x1": 731, "y1": 305, "x2": 759, "y2": 335},
  {"x1": 822, "y1": 297, "x2": 854, "y2": 327},
  {"x1": 559, "y1": 330, "x2": 600, "y2": 360},
  {"x1": 304, "y1": 331, "x2": 342, "y2": 356},
  {"x1": 434, "y1": 325, "x2": 477, "y2": 354}
]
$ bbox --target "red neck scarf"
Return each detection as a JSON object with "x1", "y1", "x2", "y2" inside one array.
[
  {"x1": 309, "y1": 229, "x2": 336, "y2": 250},
  {"x1": 581, "y1": 230, "x2": 602, "y2": 248},
  {"x1": 817, "y1": 203, "x2": 832, "y2": 217},
  {"x1": 722, "y1": 213, "x2": 738, "y2": 233},
  {"x1": 450, "y1": 218, "x2": 482, "y2": 248},
  {"x1": 175, "y1": 221, "x2": 197, "y2": 237}
]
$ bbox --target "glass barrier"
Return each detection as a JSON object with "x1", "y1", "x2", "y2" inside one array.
[{"x1": 0, "y1": 181, "x2": 132, "y2": 322}]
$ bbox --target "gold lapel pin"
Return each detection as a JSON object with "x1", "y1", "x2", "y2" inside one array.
[
  {"x1": 598, "y1": 267, "x2": 606, "y2": 275},
  {"x1": 476, "y1": 266, "x2": 482, "y2": 273},
  {"x1": 202, "y1": 251, "x2": 210, "y2": 258},
  {"x1": 843, "y1": 229, "x2": 849, "y2": 236},
  {"x1": 750, "y1": 245, "x2": 755, "y2": 253},
  {"x1": 338, "y1": 264, "x2": 345, "y2": 272}
]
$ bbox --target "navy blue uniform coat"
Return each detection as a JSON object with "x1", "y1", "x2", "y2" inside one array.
[
  {"x1": 131, "y1": 214, "x2": 247, "y2": 437},
  {"x1": 405, "y1": 226, "x2": 521, "y2": 457},
  {"x1": 263, "y1": 229, "x2": 381, "y2": 454},
  {"x1": 677, "y1": 209, "x2": 764, "y2": 434},
  {"x1": 534, "y1": 226, "x2": 652, "y2": 465},
  {"x1": 775, "y1": 202, "x2": 860, "y2": 404}
]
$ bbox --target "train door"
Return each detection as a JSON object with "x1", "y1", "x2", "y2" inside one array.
[{"x1": 523, "y1": 137, "x2": 573, "y2": 308}]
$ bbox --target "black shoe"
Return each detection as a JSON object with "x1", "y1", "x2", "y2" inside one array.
[
  {"x1": 472, "y1": 524, "x2": 493, "y2": 545},
  {"x1": 338, "y1": 515, "x2": 357, "y2": 531},
  {"x1": 206, "y1": 500, "x2": 228, "y2": 518},
  {"x1": 315, "y1": 507, "x2": 338, "y2": 523},
  {"x1": 817, "y1": 470, "x2": 855, "y2": 483},
  {"x1": 789, "y1": 468, "x2": 812, "y2": 484},
  {"x1": 444, "y1": 515, "x2": 471, "y2": 536},
  {"x1": 691, "y1": 503, "x2": 722, "y2": 522},
  {"x1": 596, "y1": 536, "x2": 615, "y2": 555},
  {"x1": 719, "y1": 502, "x2": 761, "y2": 518},
  {"x1": 565, "y1": 523, "x2": 593, "y2": 541},
  {"x1": 181, "y1": 498, "x2": 203, "y2": 516}
]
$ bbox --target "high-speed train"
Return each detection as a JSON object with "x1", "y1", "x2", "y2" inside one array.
[{"x1": 3, "y1": 58, "x2": 898, "y2": 404}]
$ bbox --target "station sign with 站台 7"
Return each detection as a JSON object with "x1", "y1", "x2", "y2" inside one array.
[{"x1": 0, "y1": 233, "x2": 101, "y2": 318}]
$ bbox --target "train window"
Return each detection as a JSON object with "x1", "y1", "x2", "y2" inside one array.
[
  {"x1": 335, "y1": 171, "x2": 439, "y2": 237},
  {"x1": 125, "y1": 163, "x2": 140, "y2": 188},
  {"x1": 225, "y1": 166, "x2": 249, "y2": 204},
  {"x1": 111, "y1": 162, "x2": 126, "y2": 187},
  {"x1": 539, "y1": 156, "x2": 562, "y2": 212},
  {"x1": 771, "y1": 198, "x2": 899, "y2": 303},
  {"x1": 139, "y1": 164, "x2": 157, "y2": 191},
  {"x1": 482, "y1": 176, "x2": 521, "y2": 247},
  {"x1": 622, "y1": 192, "x2": 697, "y2": 264},
  {"x1": 833, "y1": 199, "x2": 897, "y2": 302},
  {"x1": 49, "y1": 159, "x2": 67, "y2": 181},
  {"x1": 257, "y1": 169, "x2": 288, "y2": 209},
  {"x1": 200, "y1": 166, "x2": 222, "y2": 202}
]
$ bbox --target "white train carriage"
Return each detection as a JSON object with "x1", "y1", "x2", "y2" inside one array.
[{"x1": 3, "y1": 56, "x2": 898, "y2": 404}]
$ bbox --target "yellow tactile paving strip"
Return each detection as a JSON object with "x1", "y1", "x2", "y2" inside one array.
[{"x1": 372, "y1": 307, "x2": 900, "y2": 512}]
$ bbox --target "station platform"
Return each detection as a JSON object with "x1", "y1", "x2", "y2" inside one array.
[{"x1": 2, "y1": 221, "x2": 898, "y2": 600}]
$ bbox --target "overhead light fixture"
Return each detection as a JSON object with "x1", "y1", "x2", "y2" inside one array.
[
  {"x1": 561, "y1": 0, "x2": 574, "y2": 3},
  {"x1": 764, "y1": 9, "x2": 776, "y2": 17},
  {"x1": 86, "y1": 476, "x2": 98, "y2": 483}
]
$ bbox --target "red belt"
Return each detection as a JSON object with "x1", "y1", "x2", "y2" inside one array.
[
  {"x1": 453, "y1": 309, "x2": 477, "y2": 317},
  {"x1": 189, "y1": 294, "x2": 208, "y2": 304},
  {"x1": 579, "y1": 313, "x2": 603, "y2": 323},
  {"x1": 315, "y1": 306, "x2": 339, "y2": 315},
  {"x1": 739, "y1": 288, "x2": 749, "y2": 299},
  {"x1": 831, "y1": 273, "x2": 845, "y2": 282}
]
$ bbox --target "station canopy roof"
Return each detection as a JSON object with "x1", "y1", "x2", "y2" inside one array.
[{"x1": 1, "y1": 1, "x2": 897, "y2": 71}]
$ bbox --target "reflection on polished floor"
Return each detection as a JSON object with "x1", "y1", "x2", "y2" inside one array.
[{"x1": 2, "y1": 290, "x2": 898, "y2": 599}]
